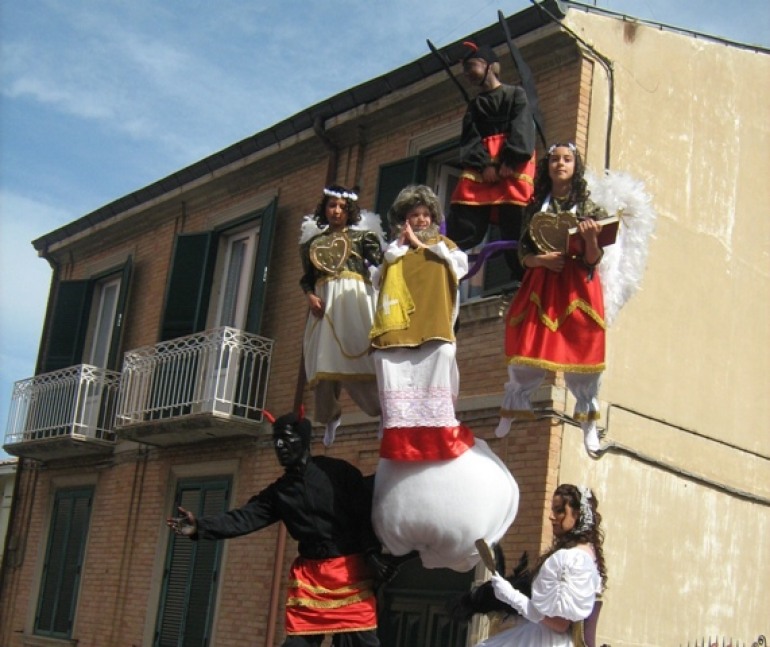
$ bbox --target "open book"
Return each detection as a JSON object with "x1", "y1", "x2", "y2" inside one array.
[{"x1": 565, "y1": 215, "x2": 620, "y2": 258}]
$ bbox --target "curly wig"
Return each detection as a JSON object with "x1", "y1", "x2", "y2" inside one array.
[{"x1": 387, "y1": 184, "x2": 443, "y2": 236}]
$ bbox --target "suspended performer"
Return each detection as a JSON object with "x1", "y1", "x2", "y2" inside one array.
[
  {"x1": 299, "y1": 185, "x2": 384, "y2": 446},
  {"x1": 370, "y1": 184, "x2": 519, "y2": 572},
  {"x1": 447, "y1": 41, "x2": 537, "y2": 287}
]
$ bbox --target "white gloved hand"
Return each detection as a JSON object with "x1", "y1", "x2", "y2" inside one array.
[{"x1": 490, "y1": 574, "x2": 544, "y2": 623}]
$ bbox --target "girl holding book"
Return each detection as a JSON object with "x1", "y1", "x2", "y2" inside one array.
[{"x1": 496, "y1": 143, "x2": 608, "y2": 455}]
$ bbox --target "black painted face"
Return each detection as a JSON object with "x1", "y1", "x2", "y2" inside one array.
[{"x1": 273, "y1": 425, "x2": 309, "y2": 468}]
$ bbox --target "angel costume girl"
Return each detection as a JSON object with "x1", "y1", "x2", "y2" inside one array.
[
  {"x1": 497, "y1": 191, "x2": 608, "y2": 454},
  {"x1": 478, "y1": 547, "x2": 601, "y2": 647},
  {"x1": 299, "y1": 187, "x2": 383, "y2": 446},
  {"x1": 496, "y1": 144, "x2": 656, "y2": 456},
  {"x1": 476, "y1": 484, "x2": 605, "y2": 647}
]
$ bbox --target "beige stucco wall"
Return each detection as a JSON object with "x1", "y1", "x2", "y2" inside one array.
[{"x1": 556, "y1": 10, "x2": 769, "y2": 646}]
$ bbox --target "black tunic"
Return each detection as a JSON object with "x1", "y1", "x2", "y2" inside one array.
[
  {"x1": 196, "y1": 456, "x2": 378, "y2": 560},
  {"x1": 459, "y1": 84, "x2": 535, "y2": 171}
]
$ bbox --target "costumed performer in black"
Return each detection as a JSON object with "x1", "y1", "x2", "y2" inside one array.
[
  {"x1": 299, "y1": 185, "x2": 383, "y2": 447},
  {"x1": 447, "y1": 41, "x2": 537, "y2": 287},
  {"x1": 167, "y1": 411, "x2": 397, "y2": 647}
]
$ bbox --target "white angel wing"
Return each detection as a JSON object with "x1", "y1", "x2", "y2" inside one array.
[
  {"x1": 298, "y1": 209, "x2": 386, "y2": 247},
  {"x1": 298, "y1": 214, "x2": 322, "y2": 245},
  {"x1": 587, "y1": 170, "x2": 657, "y2": 326},
  {"x1": 356, "y1": 209, "x2": 386, "y2": 247}
]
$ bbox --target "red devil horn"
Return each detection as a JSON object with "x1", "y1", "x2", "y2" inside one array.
[
  {"x1": 262, "y1": 409, "x2": 275, "y2": 424},
  {"x1": 462, "y1": 40, "x2": 479, "y2": 52}
]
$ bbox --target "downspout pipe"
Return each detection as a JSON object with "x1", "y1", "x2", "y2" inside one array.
[
  {"x1": 313, "y1": 115, "x2": 339, "y2": 186},
  {"x1": 531, "y1": 0, "x2": 615, "y2": 170}
]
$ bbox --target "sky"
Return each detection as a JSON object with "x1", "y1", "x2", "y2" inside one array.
[{"x1": 1, "y1": 0, "x2": 768, "y2": 458}]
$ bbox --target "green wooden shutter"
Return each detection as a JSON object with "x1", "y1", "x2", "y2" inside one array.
[
  {"x1": 245, "y1": 198, "x2": 278, "y2": 335},
  {"x1": 155, "y1": 478, "x2": 230, "y2": 647},
  {"x1": 35, "y1": 487, "x2": 94, "y2": 638},
  {"x1": 160, "y1": 233, "x2": 217, "y2": 341},
  {"x1": 375, "y1": 156, "x2": 427, "y2": 236},
  {"x1": 40, "y1": 281, "x2": 92, "y2": 373}
]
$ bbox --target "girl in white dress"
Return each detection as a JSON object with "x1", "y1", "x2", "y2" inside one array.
[
  {"x1": 476, "y1": 484, "x2": 607, "y2": 647},
  {"x1": 299, "y1": 185, "x2": 383, "y2": 446}
]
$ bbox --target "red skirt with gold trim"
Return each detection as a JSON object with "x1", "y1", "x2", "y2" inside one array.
[
  {"x1": 451, "y1": 134, "x2": 535, "y2": 209},
  {"x1": 504, "y1": 261, "x2": 605, "y2": 373},
  {"x1": 285, "y1": 554, "x2": 377, "y2": 635}
]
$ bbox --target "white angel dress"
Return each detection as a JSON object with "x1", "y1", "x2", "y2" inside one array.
[{"x1": 476, "y1": 547, "x2": 601, "y2": 647}]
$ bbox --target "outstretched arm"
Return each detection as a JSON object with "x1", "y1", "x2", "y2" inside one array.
[{"x1": 167, "y1": 506, "x2": 198, "y2": 538}]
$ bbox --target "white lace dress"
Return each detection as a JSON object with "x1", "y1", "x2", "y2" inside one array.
[
  {"x1": 371, "y1": 239, "x2": 519, "y2": 572},
  {"x1": 476, "y1": 547, "x2": 601, "y2": 647}
]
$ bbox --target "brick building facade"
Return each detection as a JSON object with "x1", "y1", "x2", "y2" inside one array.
[{"x1": 3, "y1": 2, "x2": 768, "y2": 646}]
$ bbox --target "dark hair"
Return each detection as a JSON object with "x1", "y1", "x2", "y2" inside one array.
[
  {"x1": 533, "y1": 483, "x2": 608, "y2": 590},
  {"x1": 272, "y1": 411, "x2": 312, "y2": 447},
  {"x1": 314, "y1": 184, "x2": 361, "y2": 227},
  {"x1": 532, "y1": 143, "x2": 590, "y2": 211}
]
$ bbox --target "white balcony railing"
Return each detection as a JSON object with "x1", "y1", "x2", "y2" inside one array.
[
  {"x1": 4, "y1": 364, "x2": 121, "y2": 446},
  {"x1": 117, "y1": 326, "x2": 274, "y2": 428}
]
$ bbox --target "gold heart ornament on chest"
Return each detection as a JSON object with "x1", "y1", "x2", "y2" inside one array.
[
  {"x1": 529, "y1": 211, "x2": 578, "y2": 254},
  {"x1": 309, "y1": 232, "x2": 352, "y2": 274}
]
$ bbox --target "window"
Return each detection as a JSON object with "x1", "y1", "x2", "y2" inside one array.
[
  {"x1": 35, "y1": 487, "x2": 94, "y2": 638},
  {"x1": 39, "y1": 258, "x2": 132, "y2": 373},
  {"x1": 155, "y1": 477, "x2": 231, "y2": 647},
  {"x1": 209, "y1": 224, "x2": 259, "y2": 330},
  {"x1": 159, "y1": 198, "x2": 277, "y2": 342},
  {"x1": 375, "y1": 149, "x2": 516, "y2": 301},
  {"x1": 84, "y1": 275, "x2": 121, "y2": 368}
]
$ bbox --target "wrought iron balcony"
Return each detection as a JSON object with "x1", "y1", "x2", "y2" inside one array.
[
  {"x1": 3, "y1": 364, "x2": 121, "y2": 462},
  {"x1": 116, "y1": 326, "x2": 274, "y2": 446}
]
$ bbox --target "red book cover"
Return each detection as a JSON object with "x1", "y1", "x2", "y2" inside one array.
[{"x1": 565, "y1": 215, "x2": 619, "y2": 257}]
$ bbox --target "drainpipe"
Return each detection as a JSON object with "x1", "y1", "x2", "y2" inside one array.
[
  {"x1": 531, "y1": 0, "x2": 616, "y2": 169},
  {"x1": 313, "y1": 115, "x2": 339, "y2": 186},
  {"x1": 265, "y1": 114, "x2": 342, "y2": 647},
  {"x1": 0, "y1": 245, "x2": 60, "y2": 628},
  {"x1": 264, "y1": 337, "x2": 316, "y2": 646}
]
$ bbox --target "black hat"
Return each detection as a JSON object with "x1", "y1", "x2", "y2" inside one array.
[
  {"x1": 462, "y1": 41, "x2": 498, "y2": 64},
  {"x1": 273, "y1": 411, "x2": 312, "y2": 446}
]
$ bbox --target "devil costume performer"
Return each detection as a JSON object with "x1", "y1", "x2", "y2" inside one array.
[
  {"x1": 194, "y1": 413, "x2": 382, "y2": 645},
  {"x1": 447, "y1": 42, "x2": 536, "y2": 282}
]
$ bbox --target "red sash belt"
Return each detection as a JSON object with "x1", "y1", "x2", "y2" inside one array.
[
  {"x1": 451, "y1": 134, "x2": 535, "y2": 212},
  {"x1": 380, "y1": 424, "x2": 475, "y2": 461}
]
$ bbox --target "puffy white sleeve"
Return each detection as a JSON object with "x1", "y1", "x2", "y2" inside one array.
[
  {"x1": 531, "y1": 548, "x2": 600, "y2": 622},
  {"x1": 425, "y1": 240, "x2": 469, "y2": 282}
]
